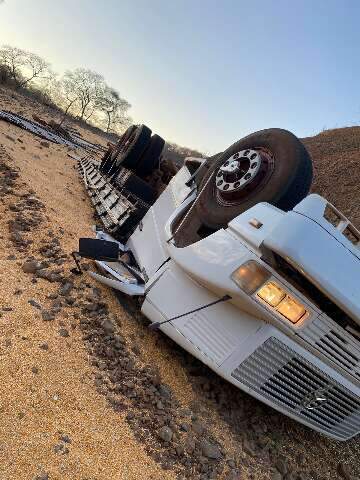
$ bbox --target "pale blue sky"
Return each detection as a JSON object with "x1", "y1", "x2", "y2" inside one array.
[{"x1": 1, "y1": 0, "x2": 359, "y2": 153}]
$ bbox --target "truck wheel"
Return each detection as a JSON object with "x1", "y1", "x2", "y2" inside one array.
[
  {"x1": 118, "y1": 125, "x2": 137, "y2": 152},
  {"x1": 196, "y1": 128, "x2": 313, "y2": 229},
  {"x1": 106, "y1": 125, "x2": 138, "y2": 174},
  {"x1": 116, "y1": 124, "x2": 152, "y2": 171},
  {"x1": 136, "y1": 134, "x2": 165, "y2": 178}
]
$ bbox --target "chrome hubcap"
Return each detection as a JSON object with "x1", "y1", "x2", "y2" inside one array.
[{"x1": 216, "y1": 149, "x2": 262, "y2": 193}]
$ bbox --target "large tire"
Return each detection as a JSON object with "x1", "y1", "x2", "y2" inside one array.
[
  {"x1": 136, "y1": 134, "x2": 165, "y2": 178},
  {"x1": 120, "y1": 125, "x2": 138, "y2": 145},
  {"x1": 115, "y1": 124, "x2": 152, "y2": 171},
  {"x1": 105, "y1": 125, "x2": 138, "y2": 175},
  {"x1": 196, "y1": 129, "x2": 313, "y2": 229}
]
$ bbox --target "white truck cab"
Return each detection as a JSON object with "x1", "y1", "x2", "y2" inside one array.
[{"x1": 78, "y1": 129, "x2": 360, "y2": 440}]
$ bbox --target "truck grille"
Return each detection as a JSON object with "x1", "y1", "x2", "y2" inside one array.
[
  {"x1": 299, "y1": 315, "x2": 360, "y2": 382},
  {"x1": 231, "y1": 337, "x2": 360, "y2": 440}
]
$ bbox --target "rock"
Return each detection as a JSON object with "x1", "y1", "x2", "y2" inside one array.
[
  {"x1": 296, "y1": 453, "x2": 306, "y2": 466},
  {"x1": 39, "y1": 342, "x2": 49, "y2": 351},
  {"x1": 7, "y1": 254, "x2": 16, "y2": 260},
  {"x1": 296, "y1": 473, "x2": 310, "y2": 480},
  {"x1": 28, "y1": 299, "x2": 41, "y2": 309},
  {"x1": 132, "y1": 345, "x2": 140, "y2": 355},
  {"x1": 22, "y1": 260, "x2": 42, "y2": 273},
  {"x1": 185, "y1": 436, "x2": 196, "y2": 454},
  {"x1": 175, "y1": 444, "x2": 185, "y2": 456},
  {"x1": 337, "y1": 462, "x2": 353, "y2": 480},
  {"x1": 101, "y1": 319, "x2": 114, "y2": 334},
  {"x1": 158, "y1": 384, "x2": 171, "y2": 399},
  {"x1": 34, "y1": 473, "x2": 49, "y2": 480},
  {"x1": 158, "y1": 426, "x2": 173, "y2": 442},
  {"x1": 275, "y1": 457, "x2": 288, "y2": 476},
  {"x1": 60, "y1": 434, "x2": 71, "y2": 444},
  {"x1": 271, "y1": 471, "x2": 282, "y2": 480},
  {"x1": 59, "y1": 328, "x2": 70, "y2": 337},
  {"x1": 40, "y1": 141, "x2": 50, "y2": 148},
  {"x1": 199, "y1": 439, "x2": 222, "y2": 460},
  {"x1": 225, "y1": 471, "x2": 240, "y2": 480},
  {"x1": 180, "y1": 423, "x2": 190, "y2": 432},
  {"x1": 53, "y1": 443, "x2": 63, "y2": 453},
  {"x1": 192, "y1": 421, "x2": 205, "y2": 435},
  {"x1": 36, "y1": 269, "x2": 62, "y2": 283},
  {"x1": 41, "y1": 310, "x2": 55, "y2": 321},
  {"x1": 156, "y1": 401, "x2": 164, "y2": 410},
  {"x1": 59, "y1": 282, "x2": 73, "y2": 296},
  {"x1": 242, "y1": 437, "x2": 257, "y2": 457},
  {"x1": 31, "y1": 366, "x2": 39, "y2": 374}
]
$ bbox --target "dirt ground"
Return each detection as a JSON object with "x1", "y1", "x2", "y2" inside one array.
[{"x1": 0, "y1": 86, "x2": 359, "y2": 480}]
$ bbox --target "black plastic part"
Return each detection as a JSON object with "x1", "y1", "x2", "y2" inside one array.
[{"x1": 78, "y1": 238, "x2": 119, "y2": 261}]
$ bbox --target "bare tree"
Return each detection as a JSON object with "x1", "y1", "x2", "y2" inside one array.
[
  {"x1": 62, "y1": 68, "x2": 104, "y2": 121},
  {"x1": 0, "y1": 45, "x2": 25, "y2": 84},
  {"x1": 0, "y1": 45, "x2": 51, "y2": 88},
  {"x1": 20, "y1": 52, "x2": 51, "y2": 87},
  {"x1": 53, "y1": 76, "x2": 80, "y2": 126},
  {"x1": 96, "y1": 86, "x2": 131, "y2": 133},
  {"x1": 0, "y1": 44, "x2": 133, "y2": 134}
]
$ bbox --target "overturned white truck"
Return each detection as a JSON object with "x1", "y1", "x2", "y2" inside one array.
[{"x1": 77, "y1": 128, "x2": 360, "y2": 440}]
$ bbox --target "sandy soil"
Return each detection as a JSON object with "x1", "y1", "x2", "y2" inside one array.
[{"x1": 0, "y1": 90, "x2": 177, "y2": 480}]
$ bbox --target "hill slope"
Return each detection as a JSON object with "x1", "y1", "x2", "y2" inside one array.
[{"x1": 303, "y1": 127, "x2": 360, "y2": 228}]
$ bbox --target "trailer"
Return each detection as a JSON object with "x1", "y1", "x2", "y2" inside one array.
[{"x1": 76, "y1": 127, "x2": 360, "y2": 441}]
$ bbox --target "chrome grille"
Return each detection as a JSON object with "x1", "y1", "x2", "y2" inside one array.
[
  {"x1": 231, "y1": 337, "x2": 360, "y2": 439},
  {"x1": 299, "y1": 315, "x2": 360, "y2": 382}
]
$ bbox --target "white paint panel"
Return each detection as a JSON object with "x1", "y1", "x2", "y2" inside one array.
[
  {"x1": 146, "y1": 262, "x2": 263, "y2": 365},
  {"x1": 127, "y1": 167, "x2": 192, "y2": 279}
]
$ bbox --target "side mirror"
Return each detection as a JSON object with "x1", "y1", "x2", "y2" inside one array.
[{"x1": 71, "y1": 238, "x2": 119, "y2": 274}]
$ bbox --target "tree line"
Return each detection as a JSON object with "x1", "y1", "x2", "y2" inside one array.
[{"x1": 0, "y1": 45, "x2": 132, "y2": 134}]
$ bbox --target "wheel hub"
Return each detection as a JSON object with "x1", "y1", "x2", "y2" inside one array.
[{"x1": 216, "y1": 149, "x2": 262, "y2": 193}]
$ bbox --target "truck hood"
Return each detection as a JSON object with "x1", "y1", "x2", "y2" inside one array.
[{"x1": 263, "y1": 195, "x2": 360, "y2": 325}]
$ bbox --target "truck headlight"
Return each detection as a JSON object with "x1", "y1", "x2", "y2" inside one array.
[
  {"x1": 257, "y1": 281, "x2": 306, "y2": 323},
  {"x1": 257, "y1": 281, "x2": 285, "y2": 307},
  {"x1": 231, "y1": 260, "x2": 271, "y2": 294},
  {"x1": 276, "y1": 296, "x2": 307, "y2": 323}
]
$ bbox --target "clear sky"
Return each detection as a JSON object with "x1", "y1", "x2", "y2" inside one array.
[{"x1": 0, "y1": 0, "x2": 359, "y2": 153}]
